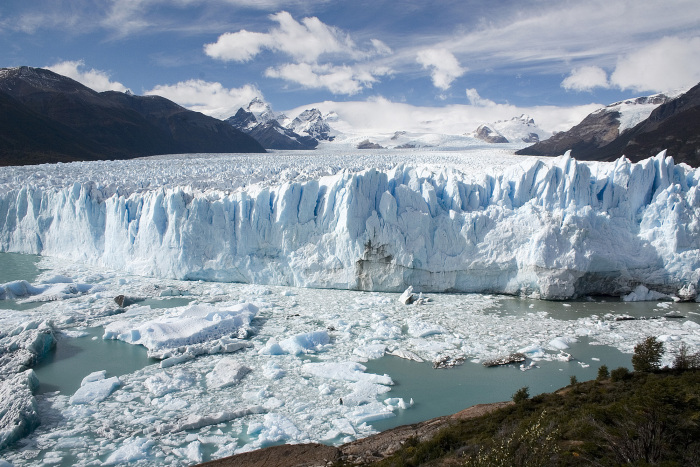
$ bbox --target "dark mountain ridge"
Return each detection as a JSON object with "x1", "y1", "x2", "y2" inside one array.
[
  {"x1": 517, "y1": 83, "x2": 700, "y2": 166},
  {"x1": 0, "y1": 66, "x2": 265, "y2": 166}
]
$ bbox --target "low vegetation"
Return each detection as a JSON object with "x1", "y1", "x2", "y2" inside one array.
[{"x1": 348, "y1": 337, "x2": 700, "y2": 466}]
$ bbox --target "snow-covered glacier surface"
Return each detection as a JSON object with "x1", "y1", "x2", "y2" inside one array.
[{"x1": 1, "y1": 149, "x2": 699, "y2": 300}]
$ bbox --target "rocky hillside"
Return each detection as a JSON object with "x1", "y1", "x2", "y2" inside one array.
[
  {"x1": 517, "y1": 85, "x2": 700, "y2": 166},
  {"x1": 0, "y1": 67, "x2": 265, "y2": 166}
]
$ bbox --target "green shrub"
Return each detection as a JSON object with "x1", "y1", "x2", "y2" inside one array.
[
  {"x1": 464, "y1": 411, "x2": 560, "y2": 467},
  {"x1": 632, "y1": 336, "x2": 664, "y2": 372},
  {"x1": 672, "y1": 342, "x2": 700, "y2": 370},
  {"x1": 597, "y1": 365, "x2": 609, "y2": 380},
  {"x1": 610, "y1": 366, "x2": 631, "y2": 382},
  {"x1": 512, "y1": 386, "x2": 530, "y2": 404},
  {"x1": 569, "y1": 375, "x2": 578, "y2": 385}
]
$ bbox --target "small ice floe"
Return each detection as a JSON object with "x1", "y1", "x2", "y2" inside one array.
[
  {"x1": 387, "y1": 348, "x2": 424, "y2": 362},
  {"x1": 302, "y1": 361, "x2": 393, "y2": 386},
  {"x1": 548, "y1": 336, "x2": 577, "y2": 350},
  {"x1": 578, "y1": 361, "x2": 590, "y2": 368},
  {"x1": 1, "y1": 276, "x2": 97, "y2": 302},
  {"x1": 384, "y1": 397, "x2": 413, "y2": 410},
  {"x1": 518, "y1": 344, "x2": 546, "y2": 360},
  {"x1": 520, "y1": 361, "x2": 538, "y2": 371},
  {"x1": 150, "y1": 407, "x2": 266, "y2": 435},
  {"x1": 677, "y1": 283, "x2": 697, "y2": 302},
  {"x1": 554, "y1": 351, "x2": 573, "y2": 362},
  {"x1": 399, "y1": 286, "x2": 428, "y2": 305},
  {"x1": 663, "y1": 311, "x2": 686, "y2": 319},
  {"x1": 144, "y1": 370, "x2": 195, "y2": 397},
  {"x1": 353, "y1": 344, "x2": 386, "y2": 361},
  {"x1": 258, "y1": 330, "x2": 330, "y2": 356},
  {"x1": 407, "y1": 319, "x2": 445, "y2": 338},
  {"x1": 622, "y1": 285, "x2": 671, "y2": 302},
  {"x1": 263, "y1": 362, "x2": 286, "y2": 380},
  {"x1": 70, "y1": 371, "x2": 120, "y2": 405},
  {"x1": 104, "y1": 302, "x2": 257, "y2": 357},
  {"x1": 399, "y1": 286, "x2": 415, "y2": 304},
  {"x1": 206, "y1": 358, "x2": 251, "y2": 389},
  {"x1": 103, "y1": 438, "x2": 154, "y2": 466}
]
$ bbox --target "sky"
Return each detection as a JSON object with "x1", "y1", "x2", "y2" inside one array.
[{"x1": 2, "y1": 0, "x2": 700, "y2": 134}]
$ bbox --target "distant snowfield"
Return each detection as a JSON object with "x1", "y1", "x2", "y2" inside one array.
[{"x1": 1, "y1": 148, "x2": 698, "y2": 300}]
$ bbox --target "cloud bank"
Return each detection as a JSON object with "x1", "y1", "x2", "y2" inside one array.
[
  {"x1": 46, "y1": 60, "x2": 129, "y2": 92},
  {"x1": 144, "y1": 80, "x2": 263, "y2": 119},
  {"x1": 561, "y1": 36, "x2": 700, "y2": 94}
]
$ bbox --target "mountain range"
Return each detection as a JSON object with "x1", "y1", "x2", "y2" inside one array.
[
  {"x1": 0, "y1": 67, "x2": 265, "y2": 166},
  {"x1": 225, "y1": 98, "x2": 336, "y2": 150},
  {"x1": 1, "y1": 66, "x2": 698, "y2": 167},
  {"x1": 517, "y1": 84, "x2": 700, "y2": 166}
]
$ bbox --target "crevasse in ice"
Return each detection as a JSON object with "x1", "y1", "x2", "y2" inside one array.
[{"x1": 0, "y1": 151, "x2": 698, "y2": 300}]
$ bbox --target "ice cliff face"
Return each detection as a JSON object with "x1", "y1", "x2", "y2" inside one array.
[{"x1": 0, "y1": 152, "x2": 698, "y2": 300}]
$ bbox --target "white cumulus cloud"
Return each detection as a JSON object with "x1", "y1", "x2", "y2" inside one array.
[
  {"x1": 145, "y1": 80, "x2": 263, "y2": 119},
  {"x1": 205, "y1": 11, "x2": 359, "y2": 63},
  {"x1": 204, "y1": 10, "x2": 392, "y2": 96},
  {"x1": 610, "y1": 36, "x2": 700, "y2": 93},
  {"x1": 264, "y1": 63, "x2": 383, "y2": 95},
  {"x1": 46, "y1": 60, "x2": 129, "y2": 92},
  {"x1": 416, "y1": 48, "x2": 465, "y2": 90},
  {"x1": 465, "y1": 88, "x2": 496, "y2": 107},
  {"x1": 561, "y1": 66, "x2": 610, "y2": 91}
]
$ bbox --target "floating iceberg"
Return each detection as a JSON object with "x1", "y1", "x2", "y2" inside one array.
[
  {"x1": 70, "y1": 373, "x2": 121, "y2": 405},
  {"x1": 103, "y1": 302, "x2": 257, "y2": 354}
]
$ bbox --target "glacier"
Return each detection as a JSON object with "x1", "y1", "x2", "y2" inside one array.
[{"x1": 0, "y1": 150, "x2": 698, "y2": 300}]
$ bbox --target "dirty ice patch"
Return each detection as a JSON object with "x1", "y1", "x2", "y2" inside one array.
[{"x1": 103, "y1": 302, "x2": 257, "y2": 352}]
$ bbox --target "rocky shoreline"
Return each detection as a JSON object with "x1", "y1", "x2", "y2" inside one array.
[{"x1": 196, "y1": 401, "x2": 513, "y2": 466}]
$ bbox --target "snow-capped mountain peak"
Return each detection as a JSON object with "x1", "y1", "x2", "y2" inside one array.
[
  {"x1": 246, "y1": 97, "x2": 276, "y2": 124},
  {"x1": 470, "y1": 114, "x2": 546, "y2": 144},
  {"x1": 289, "y1": 108, "x2": 336, "y2": 141},
  {"x1": 594, "y1": 93, "x2": 671, "y2": 133}
]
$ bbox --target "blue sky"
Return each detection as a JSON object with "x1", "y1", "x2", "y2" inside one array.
[{"x1": 2, "y1": 0, "x2": 700, "y2": 132}]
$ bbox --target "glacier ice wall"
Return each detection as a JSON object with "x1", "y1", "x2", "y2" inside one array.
[{"x1": 1, "y1": 152, "x2": 698, "y2": 299}]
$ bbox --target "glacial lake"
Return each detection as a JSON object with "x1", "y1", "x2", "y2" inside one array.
[{"x1": 1, "y1": 251, "x2": 699, "y2": 466}]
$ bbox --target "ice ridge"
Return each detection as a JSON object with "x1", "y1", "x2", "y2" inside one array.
[{"x1": 0, "y1": 151, "x2": 698, "y2": 300}]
